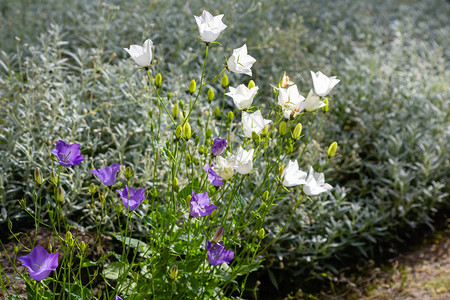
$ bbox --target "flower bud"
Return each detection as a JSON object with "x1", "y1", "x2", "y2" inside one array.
[
  {"x1": 258, "y1": 228, "x2": 265, "y2": 240},
  {"x1": 226, "y1": 111, "x2": 234, "y2": 125},
  {"x1": 183, "y1": 122, "x2": 192, "y2": 139},
  {"x1": 66, "y1": 231, "x2": 73, "y2": 246},
  {"x1": 207, "y1": 88, "x2": 215, "y2": 103},
  {"x1": 179, "y1": 100, "x2": 185, "y2": 110},
  {"x1": 155, "y1": 73, "x2": 162, "y2": 88},
  {"x1": 172, "y1": 177, "x2": 179, "y2": 192},
  {"x1": 19, "y1": 199, "x2": 26, "y2": 209},
  {"x1": 185, "y1": 154, "x2": 192, "y2": 166},
  {"x1": 7, "y1": 219, "x2": 12, "y2": 231},
  {"x1": 34, "y1": 167, "x2": 44, "y2": 186},
  {"x1": 167, "y1": 92, "x2": 171, "y2": 101},
  {"x1": 50, "y1": 171, "x2": 58, "y2": 186},
  {"x1": 292, "y1": 123, "x2": 302, "y2": 140},
  {"x1": 212, "y1": 226, "x2": 225, "y2": 243},
  {"x1": 262, "y1": 191, "x2": 269, "y2": 201},
  {"x1": 125, "y1": 166, "x2": 133, "y2": 180},
  {"x1": 214, "y1": 107, "x2": 221, "y2": 119},
  {"x1": 189, "y1": 79, "x2": 196, "y2": 94},
  {"x1": 57, "y1": 186, "x2": 65, "y2": 203},
  {"x1": 322, "y1": 98, "x2": 330, "y2": 112},
  {"x1": 170, "y1": 265, "x2": 178, "y2": 281},
  {"x1": 205, "y1": 128, "x2": 212, "y2": 139},
  {"x1": 261, "y1": 125, "x2": 269, "y2": 136},
  {"x1": 48, "y1": 242, "x2": 53, "y2": 253},
  {"x1": 175, "y1": 125, "x2": 183, "y2": 139},
  {"x1": 89, "y1": 183, "x2": 96, "y2": 195},
  {"x1": 221, "y1": 74, "x2": 229, "y2": 89},
  {"x1": 327, "y1": 142, "x2": 338, "y2": 158},
  {"x1": 172, "y1": 103, "x2": 179, "y2": 119},
  {"x1": 252, "y1": 131, "x2": 261, "y2": 144},
  {"x1": 248, "y1": 80, "x2": 256, "y2": 90},
  {"x1": 279, "y1": 121, "x2": 287, "y2": 136},
  {"x1": 279, "y1": 165, "x2": 284, "y2": 176},
  {"x1": 14, "y1": 245, "x2": 19, "y2": 254},
  {"x1": 79, "y1": 241, "x2": 87, "y2": 254},
  {"x1": 186, "y1": 195, "x2": 192, "y2": 204}
]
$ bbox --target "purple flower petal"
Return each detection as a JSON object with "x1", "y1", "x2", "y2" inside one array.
[
  {"x1": 91, "y1": 163, "x2": 121, "y2": 186},
  {"x1": 203, "y1": 163, "x2": 224, "y2": 187},
  {"x1": 211, "y1": 138, "x2": 227, "y2": 156},
  {"x1": 206, "y1": 241, "x2": 234, "y2": 266},
  {"x1": 17, "y1": 245, "x2": 59, "y2": 281},
  {"x1": 117, "y1": 186, "x2": 146, "y2": 212},
  {"x1": 190, "y1": 191, "x2": 216, "y2": 217},
  {"x1": 51, "y1": 140, "x2": 84, "y2": 167}
]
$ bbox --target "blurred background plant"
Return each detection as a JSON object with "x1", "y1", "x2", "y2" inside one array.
[{"x1": 0, "y1": 0, "x2": 448, "y2": 297}]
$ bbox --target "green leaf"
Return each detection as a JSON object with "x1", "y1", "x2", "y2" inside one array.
[{"x1": 103, "y1": 261, "x2": 127, "y2": 280}]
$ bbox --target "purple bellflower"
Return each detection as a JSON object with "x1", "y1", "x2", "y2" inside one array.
[
  {"x1": 211, "y1": 138, "x2": 227, "y2": 157},
  {"x1": 17, "y1": 245, "x2": 59, "y2": 281},
  {"x1": 91, "y1": 163, "x2": 121, "y2": 186},
  {"x1": 116, "y1": 186, "x2": 146, "y2": 212},
  {"x1": 190, "y1": 191, "x2": 216, "y2": 217},
  {"x1": 206, "y1": 241, "x2": 234, "y2": 266},
  {"x1": 203, "y1": 163, "x2": 224, "y2": 187},
  {"x1": 51, "y1": 140, "x2": 84, "y2": 167},
  {"x1": 115, "y1": 296, "x2": 123, "y2": 300}
]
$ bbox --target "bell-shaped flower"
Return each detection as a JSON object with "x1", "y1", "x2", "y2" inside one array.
[
  {"x1": 278, "y1": 84, "x2": 305, "y2": 119},
  {"x1": 124, "y1": 39, "x2": 153, "y2": 67},
  {"x1": 310, "y1": 71, "x2": 340, "y2": 97},
  {"x1": 51, "y1": 140, "x2": 85, "y2": 167},
  {"x1": 91, "y1": 163, "x2": 121, "y2": 186},
  {"x1": 17, "y1": 245, "x2": 59, "y2": 281},
  {"x1": 190, "y1": 191, "x2": 217, "y2": 217},
  {"x1": 282, "y1": 160, "x2": 307, "y2": 188},
  {"x1": 227, "y1": 44, "x2": 256, "y2": 76},
  {"x1": 242, "y1": 110, "x2": 272, "y2": 138},
  {"x1": 211, "y1": 138, "x2": 227, "y2": 157},
  {"x1": 116, "y1": 186, "x2": 146, "y2": 212},
  {"x1": 194, "y1": 10, "x2": 227, "y2": 43},
  {"x1": 234, "y1": 147, "x2": 254, "y2": 175},
  {"x1": 212, "y1": 156, "x2": 235, "y2": 181},
  {"x1": 303, "y1": 166, "x2": 333, "y2": 196},
  {"x1": 300, "y1": 89, "x2": 327, "y2": 112},
  {"x1": 226, "y1": 84, "x2": 259, "y2": 110},
  {"x1": 203, "y1": 163, "x2": 224, "y2": 187},
  {"x1": 115, "y1": 296, "x2": 123, "y2": 300},
  {"x1": 206, "y1": 241, "x2": 234, "y2": 266}
]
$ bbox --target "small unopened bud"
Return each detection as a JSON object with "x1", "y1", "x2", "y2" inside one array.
[
  {"x1": 292, "y1": 123, "x2": 302, "y2": 140},
  {"x1": 226, "y1": 111, "x2": 234, "y2": 125},
  {"x1": 199, "y1": 145, "x2": 207, "y2": 155},
  {"x1": 155, "y1": 73, "x2": 162, "y2": 88},
  {"x1": 251, "y1": 131, "x2": 261, "y2": 144},
  {"x1": 79, "y1": 241, "x2": 87, "y2": 253},
  {"x1": 205, "y1": 128, "x2": 212, "y2": 139},
  {"x1": 261, "y1": 125, "x2": 269, "y2": 136},
  {"x1": 322, "y1": 99, "x2": 330, "y2": 112},
  {"x1": 89, "y1": 183, "x2": 96, "y2": 195},
  {"x1": 262, "y1": 191, "x2": 269, "y2": 201},
  {"x1": 172, "y1": 177, "x2": 179, "y2": 192},
  {"x1": 66, "y1": 231, "x2": 74, "y2": 246},
  {"x1": 50, "y1": 171, "x2": 58, "y2": 186},
  {"x1": 170, "y1": 265, "x2": 178, "y2": 281},
  {"x1": 207, "y1": 88, "x2": 215, "y2": 103},
  {"x1": 258, "y1": 228, "x2": 265, "y2": 240},
  {"x1": 14, "y1": 245, "x2": 19, "y2": 254},
  {"x1": 175, "y1": 125, "x2": 182, "y2": 139},
  {"x1": 48, "y1": 243, "x2": 53, "y2": 253},
  {"x1": 212, "y1": 226, "x2": 225, "y2": 243},
  {"x1": 248, "y1": 80, "x2": 256, "y2": 90},
  {"x1": 186, "y1": 195, "x2": 192, "y2": 204},
  {"x1": 34, "y1": 167, "x2": 44, "y2": 185},
  {"x1": 279, "y1": 165, "x2": 284, "y2": 176},
  {"x1": 125, "y1": 166, "x2": 133, "y2": 180},
  {"x1": 221, "y1": 74, "x2": 229, "y2": 89},
  {"x1": 7, "y1": 219, "x2": 12, "y2": 231},
  {"x1": 172, "y1": 103, "x2": 179, "y2": 119},
  {"x1": 185, "y1": 154, "x2": 192, "y2": 166},
  {"x1": 279, "y1": 121, "x2": 287, "y2": 136},
  {"x1": 327, "y1": 142, "x2": 338, "y2": 158},
  {"x1": 167, "y1": 92, "x2": 171, "y2": 101},
  {"x1": 57, "y1": 186, "x2": 65, "y2": 203},
  {"x1": 214, "y1": 107, "x2": 221, "y2": 119},
  {"x1": 183, "y1": 122, "x2": 192, "y2": 139},
  {"x1": 19, "y1": 199, "x2": 26, "y2": 209},
  {"x1": 189, "y1": 79, "x2": 196, "y2": 94}
]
